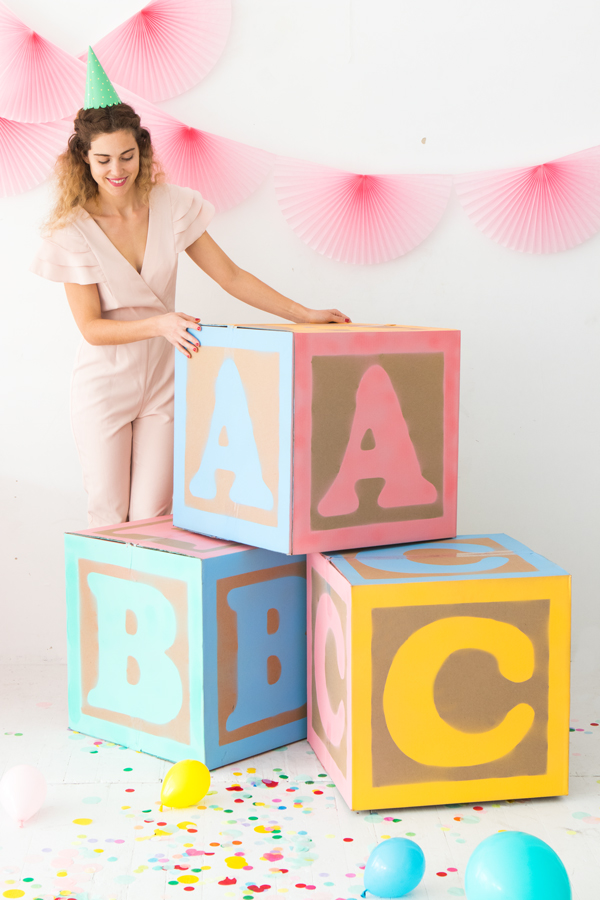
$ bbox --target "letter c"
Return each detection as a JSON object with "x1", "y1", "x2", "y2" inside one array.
[
  {"x1": 383, "y1": 616, "x2": 536, "y2": 767},
  {"x1": 314, "y1": 593, "x2": 346, "y2": 746}
]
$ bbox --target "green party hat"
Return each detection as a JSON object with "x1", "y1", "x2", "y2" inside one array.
[{"x1": 84, "y1": 46, "x2": 122, "y2": 109}]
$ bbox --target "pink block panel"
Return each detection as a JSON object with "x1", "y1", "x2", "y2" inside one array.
[
  {"x1": 292, "y1": 328, "x2": 460, "y2": 554},
  {"x1": 307, "y1": 551, "x2": 353, "y2": 808}
]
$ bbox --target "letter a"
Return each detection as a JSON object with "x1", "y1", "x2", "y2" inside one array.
[
  {"x1": 318, "y1": 364, "x2": 437, "y2": 517},
  {"x1": 190, "y1": 358, "x2": 273, "y2": 510}
]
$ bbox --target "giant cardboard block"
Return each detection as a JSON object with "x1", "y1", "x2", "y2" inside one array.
[
  {"x1": 307, "y1": 535, "x2": 570, "y2": 810},
  {"x1": 174, "y1": 323, "x2": 460, "y2": 553},
  {"x1": 65, "y1": 516, "x2": 307, "y2": 768}
]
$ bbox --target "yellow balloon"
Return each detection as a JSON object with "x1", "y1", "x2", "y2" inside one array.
[{"x1": 160, "y1": 759, "x2": 211, "y2": 810}]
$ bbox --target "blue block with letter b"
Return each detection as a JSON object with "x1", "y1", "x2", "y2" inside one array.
[{"x1": 65, "y1": 516, "x2": 307, "y2": 767}]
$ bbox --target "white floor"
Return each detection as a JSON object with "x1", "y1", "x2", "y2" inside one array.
[{"x1": 0, "y1": 665, "x2": 599, "y2": 900}]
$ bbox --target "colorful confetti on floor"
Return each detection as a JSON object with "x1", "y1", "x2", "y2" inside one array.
[{"x1": 1, "y1": 666, "x2": 599, "y2": 899}]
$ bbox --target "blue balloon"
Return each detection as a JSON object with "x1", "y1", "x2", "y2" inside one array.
[
  {"x1": 363, "y1": 837, "x2": 425, "y2": 897},
  {"x1": 465, "y1": 831, "x2": 571, "y2": 900}
]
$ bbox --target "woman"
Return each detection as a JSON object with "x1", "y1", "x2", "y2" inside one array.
[{"x1": 32, "y1": 102, "x2": 349, "y2": 527}]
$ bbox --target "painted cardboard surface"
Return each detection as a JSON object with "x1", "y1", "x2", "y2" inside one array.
[
  {"x1": 327, "y1": 534, "x2": 568, "y2": 585},
  {"x1": 306, "y1": 552, "x2": 353, "y2": 808},
  {"x1": 200, "y1": 548, "x2": 308, "y2": 768},
  {"x1": 65, "y1": 534, "x2": 205, "y2": 764},
  {"x1": 351, "y1": 573, "x2": 570, "y2": 810},
  {"x1": 184, "y1": 346, "x2": 280, "y2": 525},
  {"x1": 370, "y1": 598, "x2": 550, "y2": 786},
  {"x1": 78, "y1": 558, "x2": 191, "y2": 746},
  {"x1": 72, "y1": 515, "x2": 249, "y2": 559},
  {"x1": 292, "y1": 328, "x2": 460, "y2": 553},
  {"x1": 66, "y1": 528, "x2": 309, "y2": 768},
  {"x1": 173, "y1": 325, "x2": 293, "y2": 553},
  {"x1": 310, "y1": 352, "x2": 444, "y2": 527},
  {"x1": 307, "y1": 536, "x2": 570, "y2": 810},
  {"x1": 175, "y1": 323, "x2": 459, "y2": 555}
]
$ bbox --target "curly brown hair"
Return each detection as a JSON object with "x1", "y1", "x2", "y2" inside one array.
[{"x1": 43, "y1": 103, "x2": 164, "y2": 234}]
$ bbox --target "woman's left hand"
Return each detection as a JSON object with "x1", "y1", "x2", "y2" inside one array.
[{"x1": 303, "y1": 308, "x2": 352, "y2": 324}]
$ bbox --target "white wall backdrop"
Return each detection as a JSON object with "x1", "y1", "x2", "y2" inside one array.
[{"x1": 1, "y1": 0, "x2": 599, "y2": 698}]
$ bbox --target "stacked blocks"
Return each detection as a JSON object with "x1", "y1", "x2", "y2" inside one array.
[
  {"x1": 66, "y1": 322, "x2": 572, "y2": 811},
  {"x1": 65, "y1": 516, "x2": 307, "y2": 768},
  {"x1": 173, "y1": 323, "x2": 460, "y2": 554},
  {"x1": 307, "y1": 535, "x2": 570, "y2": 810}
]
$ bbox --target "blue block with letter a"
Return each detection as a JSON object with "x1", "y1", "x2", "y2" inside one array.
[{"x1": 65, "y1": 516, "x2": 307, "y2": 767}]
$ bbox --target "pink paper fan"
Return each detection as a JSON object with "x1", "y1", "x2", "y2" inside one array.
[
  {"x1": 121, "y1": 91, "x2": 273, "y2": 212},
  {"x1": 0, "y1": 117, "x2": 72, "y2": 196},
  {"x1": 274, "y1": 158, "x2": 453, "y2": 264},
  {"x1": 0, "y1": 2, "x2": 85, "y2": 122},
  {"x1": 454, "y1": 146, "x2": 600, "y2": 253},
  {"x1": 86, "y1": 0, "x2": 232, "y2": 102}
]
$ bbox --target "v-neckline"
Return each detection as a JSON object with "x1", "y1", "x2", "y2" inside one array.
[{"x1": 84, "y1": 192, "x2": 153, "y2": 279}]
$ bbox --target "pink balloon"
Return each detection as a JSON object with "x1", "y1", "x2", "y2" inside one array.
[{"x1": 0, "y1": 765, "x2": 47, "y2": 826}]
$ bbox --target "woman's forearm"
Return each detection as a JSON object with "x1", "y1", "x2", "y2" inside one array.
[
  {"x1": 64, "y1": 285, "x2": 200, "y2": 355},
  {"x1": 65, "y1": 282, "x2": 166, "y2": 346},
  {"x1": 185, "y1": 233, "x2": 350, "y2": 324},
  {"x1": 224, "y1": 269, "x2": 310, "y2": 322},
  {"x1": 82, "y1": 315, "x2": 160, "y2": 346}
]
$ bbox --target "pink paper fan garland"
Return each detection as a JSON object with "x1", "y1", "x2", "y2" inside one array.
[
  {"x1": 0, "y1": 1, "x2": 85, "y2": 122},
  {"x1": 5, "y1": 3, "x2": 600, "y2": 259},
  {"x1": 0, "y1": 117, "x2": 72, "y2": 196},
  {"x1": 154, "y1": 124, "x2": 274, "y2": 213},
  {"x1": 274, "y1": 158, "x2": 453, "y2": 264},
  {"x1": 85, "y1": 0, "x2": 232, "y2": 102},
  {"x1": 121, "y1": 90, "x2": 274, "y2": 212},
  {"x1": 0, "y1": 0, "x2": 269, "y2": 213},
  {"x1": 454, "y1": 146, "x2": 600, "y2": 253}
]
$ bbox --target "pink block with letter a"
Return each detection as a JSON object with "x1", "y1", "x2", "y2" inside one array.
[
  {"x1": 292, "y1": 324, "x2": 460, "y2": 553},
  {"x1": 175, "y1": 323, "x2": 459, "y2": 554}
]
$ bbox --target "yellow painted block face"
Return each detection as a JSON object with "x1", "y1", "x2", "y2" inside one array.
[
  {"x1": 381, "y1": 615, "x2": 537, "y2": 769},
  {"x1": 308, "y1": 535, "x2": 571, "y2": 811}
]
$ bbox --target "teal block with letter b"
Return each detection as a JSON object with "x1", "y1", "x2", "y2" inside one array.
[{"x1": 65, "y1": 516, "x2": 307, "y2": 767}]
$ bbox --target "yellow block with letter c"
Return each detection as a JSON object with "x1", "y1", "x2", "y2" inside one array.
[
  {"x1": 350, "y1": 574, "x2": 570, "y2": 810},
  {"x1": 383, "y1": 616, "x2": 535, "y2": 768}
]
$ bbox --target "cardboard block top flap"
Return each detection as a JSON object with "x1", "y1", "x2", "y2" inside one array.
[
  {"x1": 68, "y1": 515, "x2": 249, "y2": 560},
  {"x1": 220, "y1": 323, "x2": 460, "y2": 334},
  {"x1": 325, "y1": 534, "x2": 569, "y2": 585}
]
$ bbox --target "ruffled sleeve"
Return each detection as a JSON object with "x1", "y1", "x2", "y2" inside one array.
[
  {"x1": 30, "y1": 221, "x2": 105, "y2": 285},
  {"x1": 168, "y1": 183, "x2": 215, "y2": 254}
]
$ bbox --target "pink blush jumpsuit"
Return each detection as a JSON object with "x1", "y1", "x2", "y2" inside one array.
[{"x1": 31, "y1": 183, "x2": 214, "y2": 527}]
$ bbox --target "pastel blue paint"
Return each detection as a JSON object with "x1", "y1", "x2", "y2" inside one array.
[
  {"x1": 173, "y1": 325, "x2": 293, "y2": 553},
  {"x1": 201, "y1": 547, "x2": 307, "y2": 768},
  {"x1": 65, "y1": 534, "x2": 204, "y2": 764},
  {"x1": 328, "y1": 533, "x2": 569, "y2": 585},
  {"x1": 189, "y1": 357, "x2": 274, "y2": 510},
  {"x1": 86, "y1": 573, "x2": 183, "y2": 724},
  {"x1": 226, "y1": 575, "x2": 307, "y2": 731},
  {"x1": 65, "y1": 530, "x2": 307, "y2": 769}
]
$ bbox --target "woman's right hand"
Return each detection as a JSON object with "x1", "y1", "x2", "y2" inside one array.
[{"x1": 155, "y1": 312, "x2": 201, "y2": 357}]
